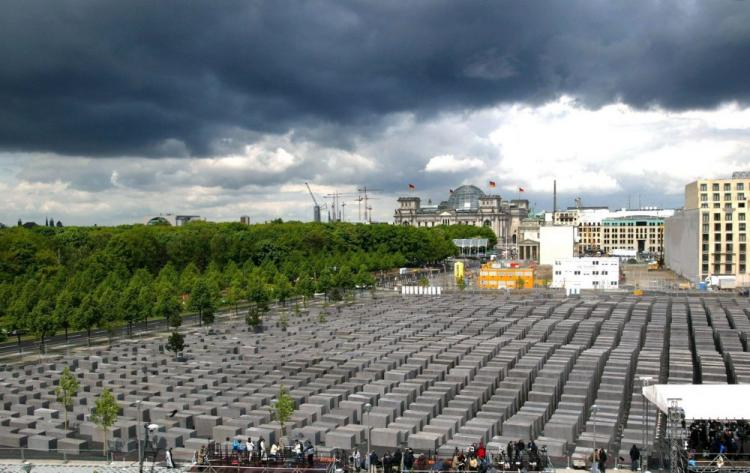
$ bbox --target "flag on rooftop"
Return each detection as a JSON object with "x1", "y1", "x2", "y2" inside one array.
[
  {"x1": 489, "y1": 181, "x2": 496, "y2": 188},
  {"x1": 408, "y1": 183, "x2": 416, "y2": 190}
]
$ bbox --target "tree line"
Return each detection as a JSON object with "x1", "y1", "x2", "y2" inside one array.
[{"x1": 0, "y1": 221, "x2": 495, "y2": 348}]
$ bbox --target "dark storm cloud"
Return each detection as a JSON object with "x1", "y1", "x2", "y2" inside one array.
[{"x1": 0, "y1": 0, "x2": 749, "y2": 158}]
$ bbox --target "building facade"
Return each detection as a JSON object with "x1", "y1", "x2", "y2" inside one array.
[
  {"x1": 477, "y1": 263, "x2": 534, "y2": 289},
  {"x1": 551, "y1": 257, "x2": 620, "y2": 290},
  {"x1": 664, "y1": 209, "x2": 700, "y2": 284},
  {"x1": 668, "y1": 172, "x2": 750, "y2": 285},
  {"x1": 601, "y1": 216, "x2": 665, "y2": 255},
  {"x1": 539, "y1": 226, "x2": 577, "y2": 266},
  {"x1": 394, "y1": 185, "x2": 529, "y2": 246},
  {"x1": 547, "y1": 207, "x2": 673, "y2": 257}
]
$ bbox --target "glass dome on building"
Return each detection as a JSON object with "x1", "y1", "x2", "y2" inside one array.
[{"x1": 447, "y1": 185, "x2": 485, "y2": 210}]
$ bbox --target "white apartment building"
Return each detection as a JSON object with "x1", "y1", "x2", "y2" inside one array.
[{"x1": 551, "y1": 257, "x2": 620, "y2": 291}]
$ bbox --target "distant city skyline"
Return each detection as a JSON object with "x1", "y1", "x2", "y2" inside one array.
[{"x1": 1, "y1": 1, "x2": 749, "y2": 226}]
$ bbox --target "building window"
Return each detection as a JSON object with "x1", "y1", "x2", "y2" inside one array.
[
  {"x1": 554, "y1": 271, "x2": 561, "y2": 275},
  {"x1": 701, "y1": 194, "x2": 708, "y2": 202},
  {"x1": 713, "y1": 183, "x2": 720, "y2": 191},
  {"x1": 725, "y1": 183, "x2": 732, "y2": 191},
  {"x1": 574, "y1": 271, "x2": 581, "y2": 275},
  {"x1": 726, "y1": 223, "x2": 733, "y2": 231},
  {"x1": 602, "y1": 271, "x2": 608, "y2": 275},
  {"x1": 714, "y1": 223, "x2": 721, "y2": 231},
  {"x1": 738, "y1": 183, "x2": 745, "y2": 191},
  {"x1": 715, "y1": 213, "x2": 721, "y2": 220},
  {"x1": 700, "y1": 183, "x2": 708, "y2": 191},
  {"x1": 713, "y1": 193, "x2": 720, "y2": 201},
  {"x1": 739, "y1": 193, "x2": 746, "y2": 201},
  {"x1": 725, "y1": 193, "x2": 732, "y2": 201}
]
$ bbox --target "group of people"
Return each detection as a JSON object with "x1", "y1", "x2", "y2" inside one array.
[
  {"x1": 195, "y1": 437, "x2": 316, "y2": 468},
  {"x1": 451, "y1": 442, "x2": 489, "y2": 472},
  {"x1": 589, "y1": 448, "x2": 608, "y2": 473},
  {"x1": 687, "y1": 420, "x2": 747, "y2": 458},
  {"x1": 366, "y1": 447, "x2": 420, "y2": 473},
  {"x1": 504, "y1": 440, "x2": 539, "y2": 464}
]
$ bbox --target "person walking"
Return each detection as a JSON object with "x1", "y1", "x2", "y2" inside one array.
[
  {"x1": 598, "y1": 448, "x2": 608, "y2": 473},
  {"x1": 629, "y1": 445, "x2": 640, "y2": 471},
  {"x1": 369, "y1": 450, "x2": 379, "y2": 473},
  {"x1": 165, "y1": 447, "x2": 176, "y2": 468},
  {"x1": 590, "y1": 448, "x2": 600, "y2": 473}
]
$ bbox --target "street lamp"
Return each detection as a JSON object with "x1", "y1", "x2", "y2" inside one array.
[
  {"x1": 639, "y1": 377, "x2": 653, "y2": 473},
  {"x1": 363, "y1": 403, "x2": 372, "y2": 471},
  {"x1": 591, "y1": 405, "x2": 599, "y2": 454},
  {"x1": 136, "y1": 400, "x2": 143, "y2": 468}
]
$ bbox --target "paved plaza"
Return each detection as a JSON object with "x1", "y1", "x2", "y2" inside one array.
[{"x1": 1, "y1": 292, "x2": 750, "y2": 467}]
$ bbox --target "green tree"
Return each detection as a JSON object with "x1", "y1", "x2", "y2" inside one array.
[
  {"x1": 165, "y1": 331, "x2": 185, "y2": 359},
  {"x1": 273, "y1": 272, "x2": 293, "y2": 306},
  {"x1": 456, "y1": 277, "x2": 466, "y2": 292},
  {"x1": 296, "y1": 272, "x2": 316, "y2": 307},
  {"x1": 278, "y1": 311, "x2": 289, "y2": 331},
  {"x1": 189, "y1": 278, "x2": 215, "y2": 326},
  {"x1": 247, "y1": 274, "x2": 269, "y2": 311},
  {"x1": 30, "y1": 298, "x2": 58, "y2": 354},
  {"x1": 516, "y1": 277, "x2": 526, "y2": 289},
  {"x1": 418, "y1": 275, "x2": 430, "y2": 287},
  {"x1": 53, "y1": 287, "x2": 76, "y2": 342},
  {"x1": 154, "y1": 283, "x2": 182, "y2": 328},
  {"x1": 270, "y1": 385, "x2": 295, "y2": 441},
  {"x1": 179, "y1": 262, "x2": 200, "y2": 294},
  {"x1": 225, "y1": 276, "x2": 244, "y2": 318},
  {"x1": 245, "y1": 305, "x2": 263, "y2": 332},
  {"x1": 120, "y1": 269, "x2": 152, "y2": 335},
  {"x1": 156, "y1": 262, "x2": 179, "y2": 294},
  {"x1": 91, "y1": 388, "x2": 120, "y2": 457},
  {"x1": 73, "y1": 293, "x2": 101, "y2": 346},
  {"x1": 55, "y1": 366, "x2": 80, "y2": 433}
]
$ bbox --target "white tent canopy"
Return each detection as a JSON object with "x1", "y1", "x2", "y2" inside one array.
[{"x1": 642, "y1": 384, "x2": 750, "y2": 420}]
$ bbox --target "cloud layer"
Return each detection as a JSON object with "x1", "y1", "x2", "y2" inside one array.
[
  {"x1": 1, "y1": 1, "x2": 750, "y2": 225},
  {"x1": 3, "y1": 98, "x2": 750, "y2": 226},
  {"x1": 1, "y1": 1, "x2": 750, "y2": 158}
]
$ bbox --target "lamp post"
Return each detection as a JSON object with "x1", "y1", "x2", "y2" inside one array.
[
  {"x1": 591, "y1": 405, "x2": 599, "y2": 454},
  {"x1": 639, "y1": 376, "x2": 653, "y2": 473},
  {"x1": 363, "y1": 403, "x2": 372, "y2": 472},
  {"x1": 136, "y1": 400, "x2": 143, "y2": 469}
]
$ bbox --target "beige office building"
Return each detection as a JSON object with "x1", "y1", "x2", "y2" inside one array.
[{"x1": 680, "y1": 172, "x2": 750, "y2": 283}]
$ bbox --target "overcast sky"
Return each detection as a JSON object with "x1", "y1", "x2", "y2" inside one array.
[{"x1": 1, "y1": 0, "x2": 750, "y2": 226}]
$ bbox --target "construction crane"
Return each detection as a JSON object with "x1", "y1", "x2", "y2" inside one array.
[
  {"x1": 324, "y1": 191, "x2": 359, "y2": 222},
  {"x1": 305, "y1": 182, "x2": 322, "y2": 223},
  {"x1": 357, "y1": 186, "x2": 382, "y2": 223}
]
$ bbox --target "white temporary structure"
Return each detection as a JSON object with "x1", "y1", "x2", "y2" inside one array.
[{"x1": 642, "y1": 384, "x2": 750, "y2": 420}]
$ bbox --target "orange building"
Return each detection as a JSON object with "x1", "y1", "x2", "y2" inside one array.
[{"x1": 478, "y1": 262, "x2": 534, "y2": 289}]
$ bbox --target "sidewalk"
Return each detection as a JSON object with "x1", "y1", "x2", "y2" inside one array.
[{"x1": 0, "y1": 459, "x2": 189, "y2": 472}]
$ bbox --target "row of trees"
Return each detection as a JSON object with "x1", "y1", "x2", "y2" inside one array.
[{"x1": 0, "y1": 221, "x2": 495, "y2": 348}]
